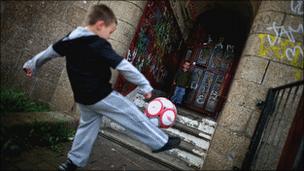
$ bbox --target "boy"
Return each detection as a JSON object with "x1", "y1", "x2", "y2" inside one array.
[
  {"x1": 170, "y1": 60, "x2": 192, "y2": 106},
  {"x1": 23, "y1": 4, "x2": 180, "y2": 171}
]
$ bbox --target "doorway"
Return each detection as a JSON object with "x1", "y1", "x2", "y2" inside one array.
[{"x1": 181, "y1": 7, "x2": 252, "y2": 119}]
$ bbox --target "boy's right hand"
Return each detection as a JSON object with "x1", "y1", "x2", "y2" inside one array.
[
  {"x1": 143, "y1": 92, "x2": 152, "y2": 99},
  {"x1": 23, "y1": 68, "x2": 33, "y2": 77}
]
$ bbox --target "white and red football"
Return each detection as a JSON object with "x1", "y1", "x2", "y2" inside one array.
[{"x1": 144, "y1": 97, "x2": 177, "y2": 128}]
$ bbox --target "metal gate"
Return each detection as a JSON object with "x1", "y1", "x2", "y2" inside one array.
[{"x1": 242, "y1": 80, "x2": 304, "y2": 170}]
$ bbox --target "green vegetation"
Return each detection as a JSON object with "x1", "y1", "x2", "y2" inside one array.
[
  {"x1": 0, "y1": 88, "x2": 76, "y2": 155},
  {"x1": 0, "y1": 88, "x2": 50, "y2": 113}
]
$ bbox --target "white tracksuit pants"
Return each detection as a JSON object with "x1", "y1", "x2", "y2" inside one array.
[{"x1": 67, "y1": 91, "x2": 169, "y2": 167}]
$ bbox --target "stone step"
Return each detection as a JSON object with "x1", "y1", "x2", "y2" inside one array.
[
  {"x1": 165, "y1": 127, "x2": 210, "y2": 152},
  {"x1": 100, "y1": 128, "x2": 197, "y2": 170},
  {"x1": 175, "y1": 114, "x2": 217, "y2": 137},
  {"x1": 172, "y1": 122, "x2": 212, "y2": 141}
]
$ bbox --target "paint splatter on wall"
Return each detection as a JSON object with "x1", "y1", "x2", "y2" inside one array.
[{"x1": 115, "y1": 0, "x2": 183, "y2": 95}]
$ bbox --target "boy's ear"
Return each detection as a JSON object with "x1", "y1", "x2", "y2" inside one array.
[{"x1": 96, "y1": 20, "x2": 105, "y2": 30}]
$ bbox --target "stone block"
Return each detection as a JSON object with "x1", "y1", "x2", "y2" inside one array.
[
  {"x1": 65, "y1": 5, "x2": 88, "y2": 27},
  {"x1": 111, "y1": 1, "x2": 143, "y2": 25},
  {"x1": 289, "y1": 0, "x2": 304, "y2": 16},
  {"x1": 1, "y1": 1, "x2": 40, "y2": 32},
  {"x1": 243, "y1": 34, "x2": 303, "y2": 69},
  {"x1": 128, "y1": 0, "x2": 147, "y2": 10},
  {"x1": 218, "y1": 102, "x2": 253, "y2": 133},
  {"x1": 226, "y1": 79, "x2": 268, "y2": 110},
  {"x1": 56, "y1": 67, "x2": 70, "y2": 88},
  {"x1": 50, "y1": 85, "x2": 74, "y2": 113},
  {"x1": 202, "y1": 150, "x2": 233, "y2": 170},
  {"x1": 283, "y1": 14, "x2": 303, "y2": 43},
  {"x1": 251, "y1": 143, "x2": 281, "y2": 170},
  {"x1": 250, "y1": 11, "x2": 284, "y2": 35},
  {"x1": 98, "y1": 0, "x2": 112, "y2": 7},
  {"x1": 30, "y1": 78, "x2": 57, "y2": 103},
  {"x1": 236, "y1": 55, "x2": 269, "y2": 84},
  {"x1": 257, "y1": 1, "x2": 291, "y2": 14},
  {"x1": 207, "y1": 126, "x2": 251, "y2": 169},
  {"x1": 259, "y1": 0, "x2": 303, "y2": 17},
  {"x1": 241, "y1": 34, "x2": 261, "y2": 57},
  {"x1": 262, "y1": 62, "x2": 303, "y2": 88},
  {"x1": 108, "y1": 39, "x2": 129, "y2": 57},
  {"x1": 111, "y1": 20, "x2": 137, "y2": 47},
  {"x1": 73, "y1": 0, "x2": 98, "y2": 10},
  {"x1": 50, "y1": 69, "x2": 75, "y2": 113},
  {"x1": 35, "y1": 58, "x2": 65, "y2": 84},
  {"x1": 245, "y1": 110, "x2": 261, "y2": 138}
]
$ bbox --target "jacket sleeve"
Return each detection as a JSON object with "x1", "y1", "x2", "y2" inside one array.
[
  {"x1": 22, "y1": 45, "x2": 62, "y2": 76},
  {"x1": 116, "y1": 59, "x2": 153, "y2": 94}
]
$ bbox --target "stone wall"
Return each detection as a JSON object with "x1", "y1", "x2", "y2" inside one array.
[
  {"x1": 1, "y1": 1, "x2": 147, "y2": 115},
  {"x1": 202, "y1": 0, "x2": 303, "y2": 169}
]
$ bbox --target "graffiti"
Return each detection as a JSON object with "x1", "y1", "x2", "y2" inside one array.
[
  {"x1": 259, "y1": 21, "x2": 304, "y2": 70},
  {"x1": 258, "y1": 34, "x2": 304, "y2": 68},
  {"x1": 115, "y1": 0, "x2": 182, "y2": 93},
  {"x1": 266, "y1": 22, "x2": 303, "y2": 46},
  {"x1": 291, "y1": 0, "x2": 303, "y2": 15}
]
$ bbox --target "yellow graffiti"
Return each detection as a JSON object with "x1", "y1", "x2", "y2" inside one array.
[
  {"x1": 258, "y1": 34, "x2": 304, "y2": 69},
  {"x1": 295, "y1": 70, "x2": 303, "y2": 80}
]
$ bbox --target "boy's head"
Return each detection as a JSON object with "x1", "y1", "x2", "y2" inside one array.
[
  {"x1": 182, "y1": 60, "x2": 191, "y2": 71},
  {"x1": 85, "y1": 4, "x2": 118, "y2": 40}
]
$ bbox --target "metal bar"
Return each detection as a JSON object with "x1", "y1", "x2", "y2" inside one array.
[
  {"x1": 272, "y1": 80, "x2": 304, "y2": 91},
  {"x1": 242, "y1": 80, "x2": 304, "y2": 170},
  {"x1": 242, "y1": 89, "x2": 275, "y2": 170}
]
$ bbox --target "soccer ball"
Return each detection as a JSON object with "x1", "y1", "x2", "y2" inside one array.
[{"x1": 144, "y1": 97, "x2": 177, "y2": 128}]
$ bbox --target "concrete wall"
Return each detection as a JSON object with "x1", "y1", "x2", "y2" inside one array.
[
  {"x1": 1, "y1": 1, "x2": 147, "y2": 116},
  {"x1": 202, "y1": 0, "x2": 303, "y2": 169}
]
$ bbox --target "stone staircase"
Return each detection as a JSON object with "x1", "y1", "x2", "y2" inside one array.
[{"x1": 100, "y1": 106, "x2": 217, "y2": 170}]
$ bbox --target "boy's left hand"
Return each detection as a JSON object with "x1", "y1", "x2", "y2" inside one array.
[{"x1": 23, "y1": 68, "x2": 33, "y2": 77}]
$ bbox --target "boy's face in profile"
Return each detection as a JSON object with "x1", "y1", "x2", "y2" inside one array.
[
  {"x1": 182, "y1": 62, "x2": 191, "y2": 71},
  {"x1": 95, "y1": 20, "x2": 117, "y2": 40}
]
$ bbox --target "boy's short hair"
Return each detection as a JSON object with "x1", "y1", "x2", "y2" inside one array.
[{"x1": 86, "y1": 4, "x2": 117, "y2": 26}]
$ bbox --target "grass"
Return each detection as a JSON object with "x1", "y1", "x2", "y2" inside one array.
[
  {"x1": 0, "y1": 88, "x2": 50, "y2": 113},
  {"x1": 0, "y1": 88, "x2": 76, "y2": 155}
]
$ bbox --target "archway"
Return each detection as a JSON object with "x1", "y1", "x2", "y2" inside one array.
[{"x1": 181, "y1": 2, "x2": 253, "y2": 120}]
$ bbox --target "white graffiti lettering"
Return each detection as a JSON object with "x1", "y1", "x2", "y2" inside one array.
[
  {"x1": 286, "y1": 45, "x2": 304, "y2": 61},
  {"x1": 266, "y1": 22, "x2": 303, "y2": 46},
  {"x1": 291, "y1": 0, "x2": 303, "y2": 15}
]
